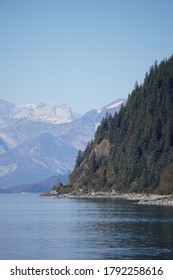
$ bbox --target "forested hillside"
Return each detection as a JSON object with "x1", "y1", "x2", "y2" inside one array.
[{"x1": 62, "y1": 55, "x2": 173, "y2": 195}]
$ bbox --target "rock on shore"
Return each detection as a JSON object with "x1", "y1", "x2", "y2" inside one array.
[
  {"x1": 138, "y1": 194, "x2": 173, "y2": 206},
  {"x1": 42, "y1": 190, "x2": 173, "y2": 206}
]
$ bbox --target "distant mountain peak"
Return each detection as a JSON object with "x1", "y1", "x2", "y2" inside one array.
[
  {"x1": 98, "y1": 98, "x2": 126, "y2": 113},
  {"x1": 0, "y1": 96, "x2": 126, "y2": 190},
  {"x1": 0, "y1": 99, "x2": 81, "y2": 126}
]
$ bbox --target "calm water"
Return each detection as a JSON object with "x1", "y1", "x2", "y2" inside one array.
[{"x1": 0, "y1": 193, "x2": 173, "y2": 260}]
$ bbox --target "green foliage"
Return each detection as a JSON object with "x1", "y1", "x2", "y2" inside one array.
[
  {"x1": 157, "y1": 163, "x2": 173, "y2": 194},
  {"x1": 95, "y1": 113, "x2": 112, "y2": 144},
  {"x1": 67, "y1": 55, "x2": 173, "y2": 194},
  {"x1": 75, "y1": 150, "x2": 83, "y2": 168}
]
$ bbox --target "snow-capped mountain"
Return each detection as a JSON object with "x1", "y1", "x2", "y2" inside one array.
[
  {"x1": 12, "y1": 103, "x2": 81, "y2": 123},
  {"x1": 98, "y1": 98, "x2": 125, "y2": 113},
  {"x1": 0, "y1": 97, "x2": 126, "y2": 191},
  {"x1": 0, "y1": 98, "x2": 80, "y2": 129}
]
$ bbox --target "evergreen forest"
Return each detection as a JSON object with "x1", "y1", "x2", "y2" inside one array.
[{"x1": 59, "y1": 55, "x2": 173, "y2": 195}]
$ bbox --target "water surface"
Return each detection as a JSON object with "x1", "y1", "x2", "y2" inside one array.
[{"x1": 0, "y1": 193, "x2": 173, "y2": 259}]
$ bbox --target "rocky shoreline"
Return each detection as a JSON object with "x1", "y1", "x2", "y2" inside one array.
[{"x1": 42, "y1": 190, "x2": 173, "y2": 206}]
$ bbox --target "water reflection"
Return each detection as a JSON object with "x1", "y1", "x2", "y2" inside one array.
[
  {"x1": 73, "y1": 198, "x2": 173, "y2": 259},
  {"x1": 0, "y1": 195, "x2": 173, "y2": 259}
]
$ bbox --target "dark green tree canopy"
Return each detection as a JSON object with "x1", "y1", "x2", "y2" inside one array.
[{"x1": 69, "y1": 55, "x2": 173, "y2": 194}]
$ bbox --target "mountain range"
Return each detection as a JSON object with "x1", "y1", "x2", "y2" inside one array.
[{"x1": 0, "y1": 98, "x2": 126, "y2": 191}]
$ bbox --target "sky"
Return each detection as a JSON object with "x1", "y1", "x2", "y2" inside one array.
[{"x1": 0, "y1": 0, "x2": 173, "y2": 114}]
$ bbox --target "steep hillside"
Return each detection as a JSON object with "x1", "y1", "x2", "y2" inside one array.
[{"x1": 65, "y1": 55, "x2": 173, "y2": 195}]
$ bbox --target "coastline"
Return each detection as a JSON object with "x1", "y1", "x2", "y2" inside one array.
[{"x1": 42, "y1": 190, "x2": 173, "y2": 206}]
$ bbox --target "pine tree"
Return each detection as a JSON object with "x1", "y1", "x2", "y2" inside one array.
[{"x1": 66, "y1": 55, "x2": 173, "y2": 195}]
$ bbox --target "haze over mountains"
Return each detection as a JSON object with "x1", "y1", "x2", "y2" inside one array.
[{"x1": 0, "y1": 98, "x2": 126, "y2": 191}]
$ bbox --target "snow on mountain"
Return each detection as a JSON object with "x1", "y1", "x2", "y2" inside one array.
[
  {"x1": 98, "y1": 98, "x2": 126, "y2": 113},
  {"x1": 12, "y1": 103, "x2": 81, "y2": 123},
  {"x1": 0, "y1": 163, "x2": 17, "y2": 179},
  {"x1": 0, "y1": 97, "x2": 126, "y2": 190},
  {"x1": 0, "y1": 98, "x2": 80, "y2": 130},
  {"x1": 0, "y1": 133, "x2": 77, "y2": 188}
]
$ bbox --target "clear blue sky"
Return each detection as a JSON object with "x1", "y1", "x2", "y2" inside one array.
[{"x1": 0, "y1": 0, "x2": 173, "y2": 114}]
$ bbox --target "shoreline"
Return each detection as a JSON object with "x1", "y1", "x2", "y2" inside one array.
[{"x1": 42, "y1": 191, "x2": 173, "y2": 206}]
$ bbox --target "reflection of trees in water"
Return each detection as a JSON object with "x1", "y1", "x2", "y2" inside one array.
[{"x1": 81, "y1": 199, "x2": 173, "y2": 259}]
